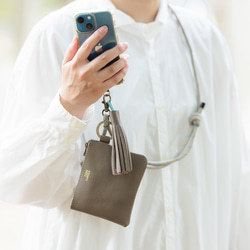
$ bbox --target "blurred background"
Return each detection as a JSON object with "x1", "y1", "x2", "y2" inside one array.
[{"x1": 0, "y1": 0, "x2": 249, "y2": 249}]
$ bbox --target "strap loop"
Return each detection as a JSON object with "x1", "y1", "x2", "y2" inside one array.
[
  {"x1": 189, "y1": 113, "x2": 201, "y2": 127},
  {"x1": 189, "y1": 102, "x2": 206, "y2": 127}
]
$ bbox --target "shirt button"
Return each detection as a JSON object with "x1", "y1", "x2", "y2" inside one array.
[
  {"x1": 64, "y1": 134, "x2": 71, "y2": 141},
  {"x1": 167, "y1": 207, "x2": 173, "y2": 214},
  {"x1": 71, "y1": 122, "x2": 78, "y2": 129},
  {"x1": 144, "y1": 28, "x2": 150, "y2": 35},
  {"x1": 149, "y1": 50, "x2": 155, "y2": 60},
  {"x1": 157, "y1": 105, "x2": 165, "y2": 110}
]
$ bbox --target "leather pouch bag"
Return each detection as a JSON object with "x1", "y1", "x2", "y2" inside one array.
[{"x1": 71, "y1": 139, "x2": 147, "y2": 227}]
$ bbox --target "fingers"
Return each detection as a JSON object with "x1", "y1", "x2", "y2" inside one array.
[
  {"x1": 62, "y1": 36, "x2": 79, "y2": 65},
  {"x1": 62, "y1": 25, "x2": 129, "y2": 93},
  {"x1": 98, "y1": 54, "x2": 129, "y2": 81},
  {"x1": 103, "y1": 64, "x2": 129, "y2": 90},
  {"x1": 91, "y1": 42, "x2": 129, "y2": 71},
  {"x1": 75, "y1": 26, "x2": 108, "y2": 62}
]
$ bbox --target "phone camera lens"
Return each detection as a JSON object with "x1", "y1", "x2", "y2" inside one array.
[
  {"x1": 86, "y1": 23, "x2": 93, "y2": 30},
  {"x1": 77, "y1": 17, "x2": 85, "y2": 24}
]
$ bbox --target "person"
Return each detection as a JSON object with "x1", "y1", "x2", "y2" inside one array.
[{"x1": 0, "y1": 0, "x2": 249, "y2": 249}]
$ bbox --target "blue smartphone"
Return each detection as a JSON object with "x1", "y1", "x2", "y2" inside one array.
[{"x1": 75, "y1": 11, "x2": 123, "y2": 85}]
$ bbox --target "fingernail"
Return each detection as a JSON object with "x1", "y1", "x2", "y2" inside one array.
[
  {"x1": 123, "y1": 64, "x2": 129, "y2": 73},
  {"x1": 122, "y1": 54, "x2": 130, "y2": 63},
  {"x1": 119, "y1": 42, "x2": 128, "y2": 50},
  {"x1": 99, "y1": 26, "x2": 108, "y2": 34},
  {"x1": 73, "y1": 35, "x2": 78, "y2": 44},
  {"x1": 71, "y1": 35, "x2": 79, "y2": 49}
]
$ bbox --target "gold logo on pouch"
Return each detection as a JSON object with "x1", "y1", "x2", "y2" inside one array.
[{"x1": 84, "y1": 170, "x2": 91, "y2": 181}]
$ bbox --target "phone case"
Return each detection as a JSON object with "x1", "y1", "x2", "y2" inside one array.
[{"x1": 75, "y1": 11, "x2": 123, "y2": 84}]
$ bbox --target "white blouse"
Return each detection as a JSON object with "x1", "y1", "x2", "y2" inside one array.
[{"x1": 0, "y1": 0, "x2": 249, "y2": 249}]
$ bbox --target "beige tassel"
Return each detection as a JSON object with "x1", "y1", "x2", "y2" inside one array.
[{"x1": 110, "y1": 111, "x2": 132, "y2": 175}]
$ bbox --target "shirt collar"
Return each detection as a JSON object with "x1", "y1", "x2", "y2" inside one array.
[
  {"x1": 92, "y1": 0, "x2": 169, "y2": 27},
  {"x1": 155, "y1": 0, "x2": 169, "y2": 25}
]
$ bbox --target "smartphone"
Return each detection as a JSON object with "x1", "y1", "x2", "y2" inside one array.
[{"x1": 74, "y1": 11, "x2": 124, "y2": 85}]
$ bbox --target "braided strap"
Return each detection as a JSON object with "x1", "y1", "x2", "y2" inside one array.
[
  {"x1": 146, "y1": 4, "x2": 206, "y2": 169},
  {"x1": 147, "y1": 103, "x2": 205, "y2": 169}
]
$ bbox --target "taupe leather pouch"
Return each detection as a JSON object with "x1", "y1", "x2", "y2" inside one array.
[{"x1": 71, "y1": 139, "x2": 147, "y2": 227}]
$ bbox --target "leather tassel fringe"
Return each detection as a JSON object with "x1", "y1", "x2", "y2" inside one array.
[{"x1": 110, "y1": 110, "x2": 133, "y2": 175}]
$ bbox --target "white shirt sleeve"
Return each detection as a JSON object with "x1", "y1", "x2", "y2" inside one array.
[
  {"x1": 0, "y1": 13, "x2": 93, "y2": 208},
  {"x1": 212, "y1": 29, "x2": 250, "y2": 248},
  {"x1": 0, "y1": 92, "x2": 94, "y2": 208}
]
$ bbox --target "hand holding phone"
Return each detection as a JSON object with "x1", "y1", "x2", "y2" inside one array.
[
  {"x1": 59, "y1": 17, "x2": 129, "y2": 120},
  {"x1": 75, "y1": 11, "x2": 122, "y2": 72}
]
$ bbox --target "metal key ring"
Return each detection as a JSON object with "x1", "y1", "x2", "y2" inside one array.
[{"x1": 96, "y1": 121, "x2": 112, "y2": 139}]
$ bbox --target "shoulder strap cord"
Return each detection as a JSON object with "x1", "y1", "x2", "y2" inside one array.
[{"x1": 147, "y1": 6, "x2": 205, "y2": 169}]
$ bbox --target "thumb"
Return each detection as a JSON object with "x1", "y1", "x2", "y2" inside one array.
[{"x1": 62, "y1": 36, "x2": 79, "y2": 65}]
